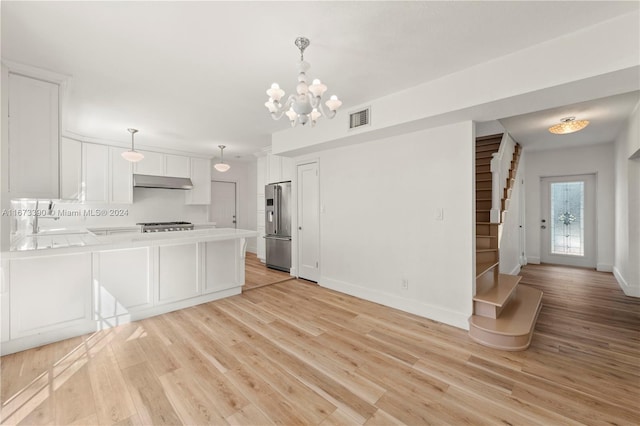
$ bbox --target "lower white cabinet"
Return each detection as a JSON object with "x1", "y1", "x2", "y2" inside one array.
[
  {"x1": 158, "y1": 243, "x2": 200, "y2": 303},
  {"x1": 10, "y1": 253, "x2": 92, "y2": 339},
  {"x1": 204, "y1": 240, "x2": 239, "y2": 293},
  {"x1": 93, "y1": 248, "x2": 152, "y2": 321}
]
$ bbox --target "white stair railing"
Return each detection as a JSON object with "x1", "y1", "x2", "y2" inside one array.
[{"x1": 489, "y1": 134, "x2": 516, "y2": 223}]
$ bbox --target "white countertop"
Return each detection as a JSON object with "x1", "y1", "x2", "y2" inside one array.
[{"x1": 3, "y1": 227, "x2": 257, "y2": 258}]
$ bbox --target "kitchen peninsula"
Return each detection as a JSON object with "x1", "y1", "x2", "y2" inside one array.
[{"x1": 0, "y1": 227, "x2": 257, "y2": 355}]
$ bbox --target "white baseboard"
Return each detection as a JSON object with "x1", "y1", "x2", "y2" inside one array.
[
  {"x1": 509, "y1": 264, "x2": 521, "y2": 275},
  {"x1": 596, "y1": 263, "x2": 613, "y2": 272},
  {"x1": 613, "y1": 266, "x2": 640, "y2": 297},
  {"x1": 527, "y1": 256, "x2": 541, "y2": 264},
  {"x1": 320, "y1": 276, "x2": 471, "y2": 331}
]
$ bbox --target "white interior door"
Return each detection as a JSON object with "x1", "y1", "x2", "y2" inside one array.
[
  {"x1": 297, "y1": 162, "x2": 320, "y2": 282},
  {"x1": 540, "y1": 174, "x2": 596, "y2": 268},
  {"x1": 210, "y1": 181, "x2": 237, "y2": 228}
]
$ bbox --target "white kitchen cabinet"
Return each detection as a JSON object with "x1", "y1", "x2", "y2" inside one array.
[
  {"x1": 157, "y1": 243, "x2": 200, "y2": 304},
  {"x1": 10, "y1": 253, "x2": 92, "y2": 339},
  {"x1": 1, "y1": 259, "x2": 9, "y2": 343},
  {"x1": 204, "y1": 240, "x2": 238, "y2": 293},
  {"x1": 185, "y1": 157, "x2": 211, "y2": 205},
  {"x1": 165, "y1": 154, "x2": 190, "y2": 178},
  {"x1": 60, "y1": 137, "x2": 82, "y2": 200},
  {"x1": 83, "y1": 143, "x2": 109, "y2": 202},
  {"x1": 134, "y1": 150, "x2": 164, "y2": 176},
  {"x1": 93, "y1": 247, "x2": 152, "y2": 322},
  {"x1": 280, "y1": 156, "x2": 294, "y2": 182},
  {"x1": 109, "y1": 146, "x2": 133, "y2": 203},
  {"x1": 8, "y1": 72, "x2": 60, "y2": 199},
  {"x1": 267, "y1": 154, "x2": 282, "y2": 184},
  {"x1": 256, "y1": 156, "x2": 267, "y2": 261}
]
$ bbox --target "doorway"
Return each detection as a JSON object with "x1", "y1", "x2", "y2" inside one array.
[
  {"x1": 210, "y1": 181, "x2": 237, "y2": 228},
  {"x1": 297, "y1": 162, "x2": 320, "y2": 282},
  {"x1": 540, "y1": 174, "x2": 596, "y2": 268}
]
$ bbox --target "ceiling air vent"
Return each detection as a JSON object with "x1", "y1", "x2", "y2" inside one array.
[{"x1": 349, "y1": 107, "x2": 370, "y2": 129}]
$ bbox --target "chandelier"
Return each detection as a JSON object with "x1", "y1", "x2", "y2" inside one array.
[
  {"x1": 264, "y1": 37, "x2": 342, "y2": 127},
  {"x1": 548, "y1": 117, "x2": 590, "y2": 135}
]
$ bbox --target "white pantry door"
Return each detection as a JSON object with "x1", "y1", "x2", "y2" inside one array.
[
  {"x1": 540, "y1": 174, "x2": 596, "y2": 268},
  {"x1": 297, "y1": 162, "x2": 320, "y2": 282},
  {"x1": 210, "y1": 181, "x2": 237, "y2": 228}
]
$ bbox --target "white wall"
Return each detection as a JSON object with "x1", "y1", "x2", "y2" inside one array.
[
  {"x1": 524, "y1": 144, "x2": 615, "y2": 271},
  {"x1": 500, "y1": 150, "x2": 525, "y2": 275},
  {"x1": 211, "y1": 159, "x2": 258, "y2": 253},
  {"x1": 614, "y1": 102, "x2": 640, "y2": 296},
  {"x1": 295, "y1": 121, "x2": 475, "y2": 330}
]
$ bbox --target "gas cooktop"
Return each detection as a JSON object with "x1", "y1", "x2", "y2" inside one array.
[{"x1": 136, "y1": 221, "x2": 194, "y2": 233}]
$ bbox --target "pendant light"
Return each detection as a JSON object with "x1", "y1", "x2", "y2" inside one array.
[
  {"x1": 214, "y1": 145, "x2": 230, "y2": 172},
  {"x1": 122, "y1": 128, "x2": 144, "y2": 162}
]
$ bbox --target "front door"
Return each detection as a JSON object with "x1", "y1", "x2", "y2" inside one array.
[
  {"x1": 540, "y1": 174, "x2": 596, "y2": 268},
  {"x1": 210, "y1": 181, "x2": 237, "y2": 228}
]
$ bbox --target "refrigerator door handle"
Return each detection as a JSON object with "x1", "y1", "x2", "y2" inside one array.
[
  {"x1": 264, "y1": 235, "x2": 291, "y2": 241},
  {"x1": 275, "y1": 184, "x2": 281, "y2": 234}
]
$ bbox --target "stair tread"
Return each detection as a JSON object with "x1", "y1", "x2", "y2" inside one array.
[
  {"x1": 477, "y1": 235, "x2": 497, "y2": 239},
  {"x1": 469, "y1": 285, "x2": 543, "y2": 336},
  {"x1": 474, "y1": 274, "x2": 522, "y2": 307},
  {"x1": 476, "y1": 261, "x2": 499, "y2": 278}
]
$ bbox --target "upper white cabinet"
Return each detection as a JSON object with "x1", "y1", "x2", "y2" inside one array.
[
  {"x1": 134, "y1": 151, "x2": 190, "y2": 178},
  {"x1": 60, "y1": 137, "x2": 82, "y2": 200},
  {"x1": 83, "y1": 143, "x2": 109, "y2": 202},
  {"x1": 266, "y1": 153, "x2": 294, "y2": 184},
  {"x1": 109, "y1": 147, "x2": 133, "y2": 204},
  {"x1": 185, "y1": 157, "x2": 211, "y2": 205},
  {"x1": 8, "y1": 72, "x2": 60, "y2": 199},
  {"x1": 134, "y1": 150, "x2": 164, "y2": 176},
  {"x1": 165, "y1": 154, "x2": 190, "y2": 178}
]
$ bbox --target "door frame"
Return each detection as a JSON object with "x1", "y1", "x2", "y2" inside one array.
[
  {"x1": 210, "y1": 179, "x2": 238, "y2": 228},
  {"x1": 540, "y1": 173, "x2": 597, "y2": 268},
  {"x1": 295, "y1": 159, "x2": 320, "y2": 282}
]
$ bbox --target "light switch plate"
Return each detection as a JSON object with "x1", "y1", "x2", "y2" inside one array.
[{"x1": 435, "y1": 208, "x2": 444, "y2": 221}]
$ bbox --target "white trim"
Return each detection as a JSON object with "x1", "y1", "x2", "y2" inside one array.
[
  {"x1": 2, "y1": 60, "x2": 69, "y2": 84},
  {"x1": 613, "y1": 267, "x2": 640, "y2": 297},
  {"x1": 528, "y1": 256, "x2": 541, "y2": 264},
  {"x1": 509, "y1": 264, "x2": 522, "y2": 275},
  {"x1": 320, "y1": 276, "x2": 470, "y2": 331},
  {"x1": 596, "y1": 263, "x2": 613, "y2": 272}
]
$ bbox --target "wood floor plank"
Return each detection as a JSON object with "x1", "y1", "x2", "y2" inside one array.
[{"x1": 2, "y1": 264, "x2": 639, "y2": 425}]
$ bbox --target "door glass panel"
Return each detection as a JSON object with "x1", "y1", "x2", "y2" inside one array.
[{"x1": 550, "y1": 181, "x2": 584, "y2": 256}]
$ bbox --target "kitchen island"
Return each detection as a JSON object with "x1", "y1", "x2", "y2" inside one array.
[{"x1": 0, "y1": 227, "x2": 257, "y2": 355}]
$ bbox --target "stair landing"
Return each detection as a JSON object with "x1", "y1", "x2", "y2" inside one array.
[{"x1": 469, "y1": 285, "x2": 543, "y2": 351}]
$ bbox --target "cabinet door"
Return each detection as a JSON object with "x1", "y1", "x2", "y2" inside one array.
[
  {"x1": 204, "y1": 240, "x2": 240, "y2": 293},
  {"x1": 281, "y1": 156, "x2": 294, "y2": 182},
  {"x1": 1, "y1": 259, "x2": 9, "y2": 343},
  {"x1": 8, "y1": 73, "x2": 59, "y2": 199},
  {"x1": 60, "y1": 138, "x2": 82, "y2": 200},
  {"x1": 134, "y1": 150, "x2": 164, "y2": 176},
  {"x1": 83, "y1": 143, "x2": 109, "y2": 202},
  {"x1": 267, "y1": 154, "x2": 282, "y2": 184},
  {"x1": 109, "y1": 147, "x2": 133, "y2": 204},
  {"x1": 10, "y1": 253, "x2": 92, "y2": 338},
  {"x1": 157, "y1": 243, "x2": 200, "y2": 303},
  {"x1": 185, "y1": 157, "x2": 211, "y2": 205},
  {"x1": 165, "y1": 154, "x2": 190, "y2": 178},
  {"x1": 93, "y1": 248, "x2": 152, "y2": 320}
]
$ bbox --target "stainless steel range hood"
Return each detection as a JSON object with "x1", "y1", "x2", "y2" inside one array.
[{"x1": 133, "y1": 174, "x2": 194, "y2": 190}]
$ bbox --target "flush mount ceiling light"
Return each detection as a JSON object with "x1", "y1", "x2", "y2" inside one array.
[
  {"x1": 548, "y1": 116, "x2": 590, "y2": 135},
  {"x1": 214, "y1": 145, "x2": 230, "y2": 172},
  {"x1": 264, "y1": 37, "x2": 342, "y2": 127},
  {"x1": 121, "y1": 128, "x2": 144, "y2": 162}
]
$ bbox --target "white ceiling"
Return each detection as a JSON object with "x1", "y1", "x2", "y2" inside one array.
[
  {"x1": 2, "y1": 1, "x2": 638, "y2": 158},
  {"x1": 500, "y1": 91, "x2": 640, "y2": 151}
]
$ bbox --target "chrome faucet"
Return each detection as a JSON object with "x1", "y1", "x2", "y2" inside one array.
[{"x1": 32, "y1": 200, "x2": 60, "y2": 234}]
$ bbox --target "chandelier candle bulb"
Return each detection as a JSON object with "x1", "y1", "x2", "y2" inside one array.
[{"x1": 265, "y1": 36, "x2": 342, "y2": 127}]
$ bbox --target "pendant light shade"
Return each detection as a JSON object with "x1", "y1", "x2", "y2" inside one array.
[
  {"x1": 214, "y1": 145, "x2": 230, "y2": 172},
  {"x1": 122, "y1": 128, "x2": 144, "y2": 162}
]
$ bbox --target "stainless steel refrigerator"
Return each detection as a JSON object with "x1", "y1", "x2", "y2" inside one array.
[{"x1": 265, "y1": 181, "x2": 292, "y2": 272}]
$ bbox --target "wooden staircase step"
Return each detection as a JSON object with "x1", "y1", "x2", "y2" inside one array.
[
  {"x1": 476, "y1": 157, "x2": 492, "y2": 166},
  {"x1": 476, "y1": 143, "x2": 500, "y2": 153},
  {"x1": 476, "y1": 171, "x2": 491, "y2": 180},
  {"x1": 474, "y1": 274, "x2": 521, "y2": 307},
  {"x1": 476, "y1": 235, "x2": 497, "y2": 249},
  {"x1": 476, "y1": 151, "x2": 495, "y2": 159},
  {"x1": 468, "y1": 285, "x2": 543, "y2": 351},
  {"x1": 476, "y1": 248, "x2": 498, "y2": 263},
  {"x1": 476, "y1": 164, "x2": 491, "y2": 173},
  {"x1": 476, "y1": 261, "x2": 499, "y2": 279}
]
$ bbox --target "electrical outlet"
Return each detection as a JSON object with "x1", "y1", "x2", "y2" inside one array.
[{"x1": 401, "y1": 278, "x2": 409, "y2": 290}]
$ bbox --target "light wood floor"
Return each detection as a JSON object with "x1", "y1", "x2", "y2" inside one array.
[
  {"x1": 1, "y1": 264, "x2": 639, "y2": 425},
  {"x1": 244, "y1": 252, "x2": 293, "y2": 291}
]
